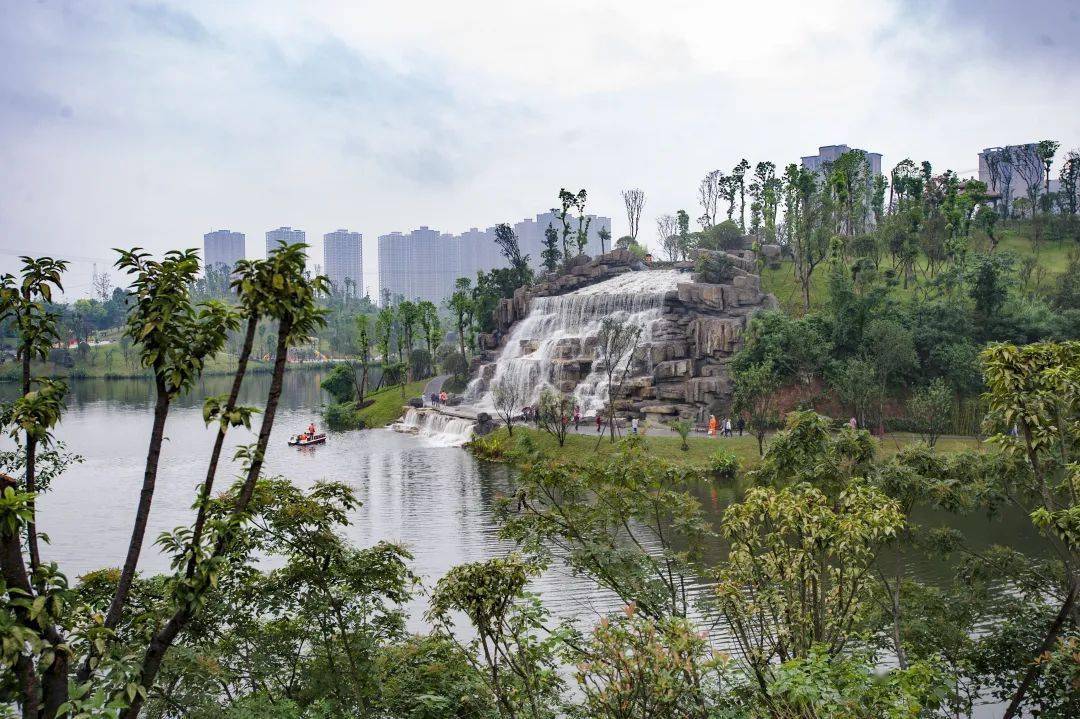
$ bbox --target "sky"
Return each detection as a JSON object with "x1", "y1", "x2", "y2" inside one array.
[{"x1": 2, "y1": 0, "x2": 1078, "y2": 299}]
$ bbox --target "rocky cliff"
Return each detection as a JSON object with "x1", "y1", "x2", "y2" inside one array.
[{"x1": 473, "y1": 248, "x2": 778, "y2": 421}]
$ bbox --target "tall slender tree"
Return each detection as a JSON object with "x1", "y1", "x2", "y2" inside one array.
[
  {"x1": 621, "y1": 188, "x2": 645, "y2": 243},
  {"x1": 102, "y1": 250, "x2": 235, "y2": 637}
]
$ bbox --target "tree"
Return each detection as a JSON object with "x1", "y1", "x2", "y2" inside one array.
[
  {"x1": 417, "y1": 300, "x2": 441, "y2": 378},
  {"x1": 1037, "y1": 140, "x2": 1060, "y2": 210},
  {"x1": 428, "y1": 555, "x2": 566, "y2": 718},
  {"x1": 498, "y1": 439, "x2": 710, "y2": 619},
  {"x1": 557, "y1": 188, "x2": 591, "y2": 260},
  {"x1": 983, "y1": 146, "x2": 1015, "y2": 216},
  {"x1": 732, "y1": 361, "x2": 778, "y2": 456},
  {"x1": 655, "y1": 213, "x2": 679, "y2": 261},
  {"x1": 541, "y1": 222, "x2": 562, "y2": 272},
  {"x1": 101, "y1": 249, "x2": 236, "y2": 642},
  {"x1": 669, "y1": 419, "x2": 692, "y2": 451},
  {"x1": 536, "y1": 388, "x2": 573, "y2": 447},
  {"x1": 494, "y1": 222, "x2": 531, "y2": 288},
  {"x1": 675, "y1": 210, "x2": 691, "y2": 260},
  {"x1": 447, "y1": 278, "x2": 473, "y2": 362},
  {"x1": 491, "y1": 375, "x2": 523, "y2": 436},
  {"x1": 830, "y1": 357, "x2": 878, "y2": 429},
  {"x1": 981, "y1": 342, "x2": 1080, "y2": 719},
  {"x1": 716, "y1": 481, "x2": 903, "y2": 682},
  {"x1": 597, "y1": 225, "x2": 610, "y2": 256},
  {"x1": 0, "y1": 256, "x2": 67, "y2": 574},
  {"x1": 621, "y1": 188, "x2": 645, "y2": 243},
  {"x1": 907, "y1": 378, "x2": 952, "y2": 448},
  {"x1": 731, "y1": 159, "x2": 750, "y2": 232},
  {"x1": 596, "y1": 317, "x2": 642, "y2": 443},
  {"x1": 697, "y1": 170, "x2": 722, "y2": 228},
  {"x1": 1013, "y1": 144, "x2": 1046, "y2": 214},
  {"x1": 785, "y1": 164, "x2": 829, "y2": 312},
  {"x1": 397, "y1": 300, "x2": 419, "y2": 381},
  {"x1": 974, "y1": 203, "x2": 1000, "y2": 250},
  {"x1": 1058, "y1": 149, "x2": 1079, "y2": 215},
  {"x1": 115, "y1": 244, "x2": 327, "y2": 719},
  {"x1": 91, "y1": 269, "x2": 113, "y2": 302}
]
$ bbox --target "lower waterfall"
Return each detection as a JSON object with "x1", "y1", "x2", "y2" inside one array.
[
  {"x1": 466, "y1": 269, "x2": 686, "y2": 415},
  {"x1": 391, "y1": 408, "x2": 475, "y2": 446}
]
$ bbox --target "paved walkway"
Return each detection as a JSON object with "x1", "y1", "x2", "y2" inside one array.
[{"x1": 422, "y1": 374, "x2": 450, "y2": 399}]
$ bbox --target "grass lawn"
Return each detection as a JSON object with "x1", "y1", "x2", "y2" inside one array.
[
  {"x1": 482, "y1": 426, "x2": 984, "y2": 471},
  {"x1": 354, "y1": 380, "x2": 427, "y2": 428}
]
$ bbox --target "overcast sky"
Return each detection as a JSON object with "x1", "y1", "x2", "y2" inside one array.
[{"x1": 2, "y1": 0, "x2": 1078, "y2": 298}]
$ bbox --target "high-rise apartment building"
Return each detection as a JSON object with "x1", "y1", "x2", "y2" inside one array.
[
  {"x1": 266, "y1": 226, "x2": 305, "y2": 256},
  {"x1": 323, "y1": 229, "x2": 363, "y2": 297},
  {"x1": 377, "y1": 211, "x2": 613, "y2": 306},
  {"x1": 203, "y1": 230, "x2": 245, "y2": 271},
  {"x1": 801, "y1": 144, "x2": 882, "y2": 176}
]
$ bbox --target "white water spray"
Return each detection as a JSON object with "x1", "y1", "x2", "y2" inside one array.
[
  {"x1": 466, "y1": 269, "x2": 685, "y2": 415},
  {"x1": 392, "y1": 408, "x2": 475, "y2": 446}
]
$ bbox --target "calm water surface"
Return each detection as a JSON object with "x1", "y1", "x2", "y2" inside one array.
[{"x1": 0, "y1": 371, "x2": 1047, "y2": 641}]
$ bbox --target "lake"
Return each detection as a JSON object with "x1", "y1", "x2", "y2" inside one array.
[{"x1": 0, "y1": 371, "x2": 1047, "y2": 653}]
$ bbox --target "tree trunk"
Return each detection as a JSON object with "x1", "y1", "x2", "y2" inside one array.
[
  {"x1": 102, "y1": 374, "x2": 171, "y2": 632},
  {"x1": 1001, "y1": 583, "x2": 1077, "y2": 719},
  {"x1": 184, "y1": 315, "x2": 257, "y2": 579},
  {"x1": 120, "y1": 319, "x2": 294, "y2": 719}
]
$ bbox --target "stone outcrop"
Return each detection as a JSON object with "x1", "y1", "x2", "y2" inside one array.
[
  {"x1": 479, "y1": 248, "x2": 644, "y2": 349},
  {"x1": 476, "y1": 248, "x2": 777, "y2": 420}
]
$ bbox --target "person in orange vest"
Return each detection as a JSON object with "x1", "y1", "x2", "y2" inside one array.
[
  {"x1": 439, "y1": 390, "x2": 448, "y2": 404},
  {"x1": 307, "y1": 422, "x2": 316, "y2": 440},
  {"x1": 708, "y1": 415, "x2": 718, "y2": 438}
]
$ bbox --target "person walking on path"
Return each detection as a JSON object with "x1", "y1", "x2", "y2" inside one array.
[
  {"x1": 723, "y1": 417, "x2": 733, "y2": 437},
  {"x1": 631, "y1": 417, "x2": 639, "y2": 435},
  {"x1": 595, "y1": 414, "x2": 603, "y2": 434},
  {"x1": 736, "y1": 416, "x2": 745, "y2": 436},
  {"x1": 708, "y1": 415, "x2": 718, "y2": 437},
  {"x1": 573, "y1": 406, "x2": 581, "y2": 431},
  {"x1": 439, "y1": 390, "x2": 448, "y2": 405}
]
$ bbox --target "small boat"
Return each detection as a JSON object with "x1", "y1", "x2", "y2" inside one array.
[{"x1": 288, "y1": 433, "x2": 327, "y2": 447}]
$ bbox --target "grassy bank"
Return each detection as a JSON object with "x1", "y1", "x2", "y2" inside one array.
[
  {"x1": 472, "y1": 425, "x2": 984, "y2": 470},
  {"x1": 760, "y1": 222, "x2": 1072, "y2": 314},
  {"x1": 0, "y1": 345, "x2": 336, "y2": 382},
  {"x1": 350, "y1": 380, "x2": 428, "y2": 429}
]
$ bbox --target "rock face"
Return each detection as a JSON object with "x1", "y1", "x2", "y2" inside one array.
[{"x1": 474, "y1": 248, "x2": 777, "y2": 421}]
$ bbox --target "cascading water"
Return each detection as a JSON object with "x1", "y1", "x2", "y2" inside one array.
[
  {"x1": 466, "y1": 269, "x2": 686, "y2": 415},
  {"x1": 392, "y1": 408, "x2": 475, "y2": 446}
]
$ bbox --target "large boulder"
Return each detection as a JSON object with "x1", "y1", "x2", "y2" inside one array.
[{"x1": 474, "y1": 412, "x2": 496, "y2": 436}]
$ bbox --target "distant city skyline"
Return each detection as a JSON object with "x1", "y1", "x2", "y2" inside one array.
[{"x1": 378, "y1": 211, "x2": 612, "y2": 305}]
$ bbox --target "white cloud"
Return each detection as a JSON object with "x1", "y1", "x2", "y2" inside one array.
[{"x1": 0, "y1": 0, "x2": 1077, "y2": 293}]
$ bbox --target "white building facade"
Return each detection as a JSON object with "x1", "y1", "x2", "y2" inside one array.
[
  {"x1": 203, "y1": 230, "x2": 245, "y2": 271},
  {"x1": 323, "y1": 229, "x2": 363, "y2": 297},
  {"x1": 265, "y1": 226, "x2": 305, "y2": 256},
  {"x1": 801, "y1": 144, "x2": 883, "y2": 176}
]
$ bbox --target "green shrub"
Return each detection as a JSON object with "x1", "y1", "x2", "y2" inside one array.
[
  {"x1": 324, "y1": 401, "x2": 364, "y2": 431},
  {"x1": 708, "y1": 449, "x2": 739, "y2": 480},
  {"x1": 467, "y1": 432, "x2": 508, "y2": 461},
  {"x1": 321, "y1": 363, "x2": 358, "y2": 403}
]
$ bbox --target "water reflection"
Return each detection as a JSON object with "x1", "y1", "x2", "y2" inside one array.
[{"x1": 0, "y1": 371, "x2": 1048, "y2": 642}]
